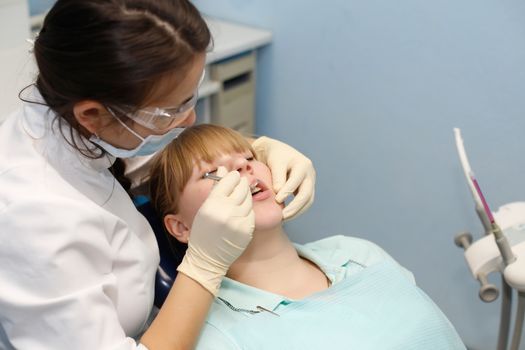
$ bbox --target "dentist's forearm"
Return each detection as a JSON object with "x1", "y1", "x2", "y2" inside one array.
[{"x1": 140, "y1": 273, "x2": 213, "y2": 350}]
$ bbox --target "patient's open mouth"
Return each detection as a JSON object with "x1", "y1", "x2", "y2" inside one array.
[
  {"x1": 251, "y1": 181, "x2": 262, "y2": 196},
  {"x1": 250, "y1": 180, "x2": 268, "y2": 199}
]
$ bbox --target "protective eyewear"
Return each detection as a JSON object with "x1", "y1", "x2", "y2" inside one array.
[{"x1": 109, "y1": 70, "x2": 205, "y2": 131}]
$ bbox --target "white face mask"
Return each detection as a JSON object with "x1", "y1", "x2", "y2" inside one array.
[{"x1": 89, "y1": 114, "x2": 184, "y2": 158}]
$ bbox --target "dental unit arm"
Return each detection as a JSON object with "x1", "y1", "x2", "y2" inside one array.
[
  {"x1": 454, "y1": 128, "x2": 492, "y2": 235},
  {"x1": 453, "y1": 128, "x2": 525, "y2": 350}
]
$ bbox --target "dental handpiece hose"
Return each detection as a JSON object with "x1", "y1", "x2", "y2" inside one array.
[
  {"x1": 454, "y1": 129, "x2": 492, "y2": 234},
  {"x1": 491, "y1": 222, "x2": 517, "y2": 267},
  {"x1": 470, "y1": 173, "x2": 516, "y2": 266}
]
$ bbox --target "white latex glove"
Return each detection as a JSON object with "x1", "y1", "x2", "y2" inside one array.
[
  {"x1": 252, "y1": 136, "x2": 316, "y2": 221},
  {"x1": 177, "y1": 167, "x2": 255, "y2": 295}
]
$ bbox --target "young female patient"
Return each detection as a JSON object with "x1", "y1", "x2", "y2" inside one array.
[{"x1": 149, "y1": 124, "x2": 465, "y2": 350}]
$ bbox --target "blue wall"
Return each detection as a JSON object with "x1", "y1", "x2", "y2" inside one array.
[
  {"x1": 195, "y1": 0, "x2": 525, "y2": 348},
  {"x1": 28, "y1": 0, "x2": 56, "y2": 16}
]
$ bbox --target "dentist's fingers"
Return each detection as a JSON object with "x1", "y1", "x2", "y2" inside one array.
[
  {"x1": 252, "y1": 135, "x2": 316, "y2": 220},
  {"x1": 269, "y1": 160, "x2": 288, "y2": 195},
  {"x1": 216, "y1": 166, "x2": 228, "y2": 178},
  {"x1": 229, "y1": 177, "x2": 250, "y2": 205},
  {"x1": 275, "y1": 163, "x2": 307, "y2": 203},
  {"x1": 237, "y1": 183, "x2": 255, "y2": 217},
  {"x1": 210, "y1": 168, "x2": 240, "y2": 197},
  {"x1": 282, "y1": 177, "x2": 315, "y2": 221}
]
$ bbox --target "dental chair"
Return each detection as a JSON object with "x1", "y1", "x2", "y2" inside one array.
[{"x1": 135, "y1": 196, "x2": 186, "y2": 308}]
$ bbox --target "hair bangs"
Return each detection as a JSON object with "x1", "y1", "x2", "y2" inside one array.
[{"x1": 176, "y1": 125, "x2": 256, "y2": 170}]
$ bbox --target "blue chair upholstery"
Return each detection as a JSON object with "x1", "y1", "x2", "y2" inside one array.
[{"x1": 135, "y1": 197, "x2": 186, "y2": 308}]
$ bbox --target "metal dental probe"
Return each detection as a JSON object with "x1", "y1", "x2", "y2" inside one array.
[{"x1": 203, "y1": 172, "x2": 259, "y2": 191}]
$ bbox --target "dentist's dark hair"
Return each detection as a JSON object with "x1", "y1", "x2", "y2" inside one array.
[{"x1": 28, "y1": 0, "x2": 211, "y2": 159}]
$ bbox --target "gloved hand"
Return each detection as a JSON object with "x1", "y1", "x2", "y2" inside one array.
[
  {"x1": 177, "y1": 167, "x2": 255, "y2": 295},
  {"x1": 252, "y1": 136, "x2": 316, "y2": 221}
]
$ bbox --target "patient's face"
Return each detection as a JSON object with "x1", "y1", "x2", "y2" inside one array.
[{"x1": 178, "y1": 150, "x2": 284, "y2": 231}]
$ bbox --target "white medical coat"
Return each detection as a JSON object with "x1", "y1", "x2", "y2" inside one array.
[{"x1": 0, "y1": 92, "x2": 160, "y2": 349}]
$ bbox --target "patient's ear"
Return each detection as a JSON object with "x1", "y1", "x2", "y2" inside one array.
[{"x1": 164, "y1": 214, "x2": 190, "y2": 244}]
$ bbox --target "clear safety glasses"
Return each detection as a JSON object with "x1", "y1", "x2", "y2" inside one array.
[{"x1": 109, "y1": 70, "x2": 205, "y2": 131}]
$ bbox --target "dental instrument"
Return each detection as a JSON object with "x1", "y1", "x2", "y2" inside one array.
[
  {"x1": 203, "y1": 172, "x2": 260, "y2": 192},
  {"x1": 203, "y1": 172, "x2": 223, "y2": 181},
  {"x1": 453, "y1": 128, "x2": 525, "y2": 350}
]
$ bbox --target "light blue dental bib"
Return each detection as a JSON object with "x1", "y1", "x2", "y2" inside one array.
[{"x1": 223, "y1": 261, "x2": 465, "y2": 350}]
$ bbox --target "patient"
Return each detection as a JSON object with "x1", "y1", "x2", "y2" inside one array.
[{"x1": 149, "y1": 124, "x2": 465, "y2": 350}]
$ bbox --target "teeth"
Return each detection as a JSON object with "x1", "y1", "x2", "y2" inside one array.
[
  {"x1": 250, "y1": 180, "x2": 260, "y2": 194},
  {"x1": 251, "y1": 186, "x2": 261, "y2": 194}
]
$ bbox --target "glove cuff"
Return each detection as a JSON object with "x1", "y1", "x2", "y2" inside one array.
[{"x1": 177, "y1": 253, "x2": 225, "y2": 296}]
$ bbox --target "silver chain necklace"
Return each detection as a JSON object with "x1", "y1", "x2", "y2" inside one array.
[{"x1": 217, "y1": 297, "x2": 280, "y2": 317}]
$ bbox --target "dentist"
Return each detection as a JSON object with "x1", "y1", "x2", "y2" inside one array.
[{"x1": 0, "y1": 0, "x2": 315, "y2": 349}]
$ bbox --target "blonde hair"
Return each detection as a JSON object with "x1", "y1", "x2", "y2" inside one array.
[{"x1": 149, "y1": 124, "x2": 256, "y2": 219}]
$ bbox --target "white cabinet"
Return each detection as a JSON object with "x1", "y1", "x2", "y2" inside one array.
[
  {"x1": 198, "y1": 18, "x2": 271, "y2": 135},
  {"x1": 0, "y1": 0, "x2": 35, "y2": 122},
  {"x1": 210, "y1": 52, "x2": 256, "y2": 134}
]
